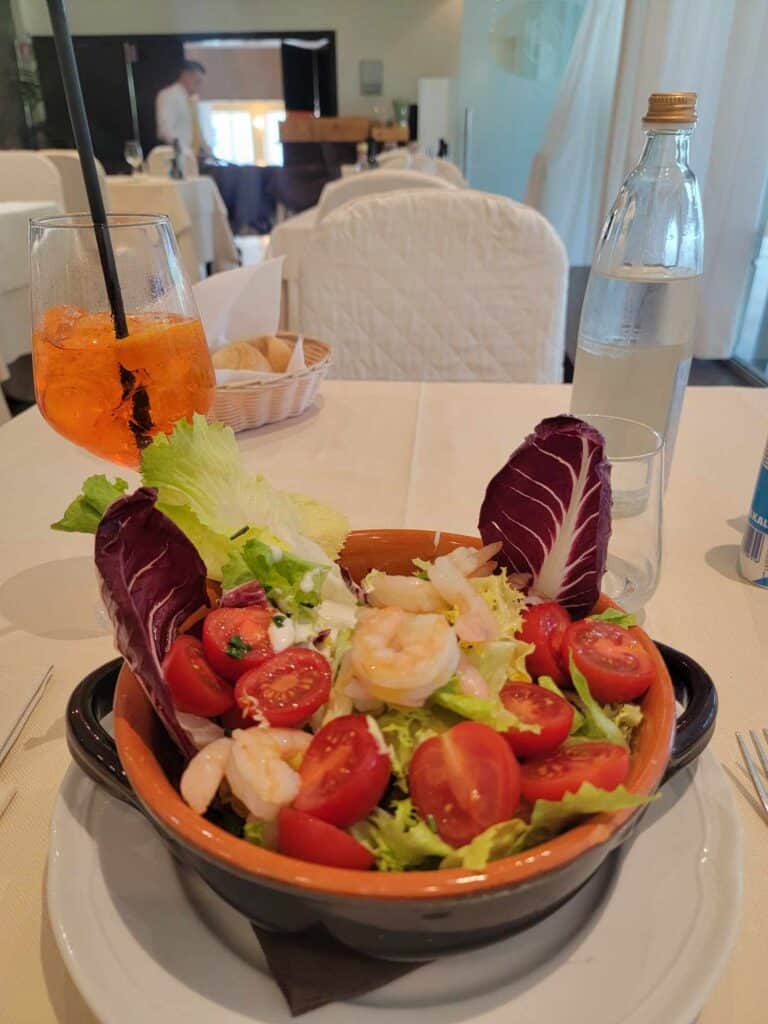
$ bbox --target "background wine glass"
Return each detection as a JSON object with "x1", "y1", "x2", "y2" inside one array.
[
  {"x1": 583, "y1": 414, "x2": 664, "y2": 611},
  {"x1": 123, "y1": 139, "x2": 144, "y2": 176},
  {"x1": 31, "y1": 213, "x2": 214, "y2": 467}
]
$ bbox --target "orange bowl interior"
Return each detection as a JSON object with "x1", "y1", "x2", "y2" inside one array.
[{"x1": 114, "y1": 529, "x2": 676, "y2": 900}]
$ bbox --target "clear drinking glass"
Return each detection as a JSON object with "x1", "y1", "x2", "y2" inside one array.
[
  {"x1": 124, "y1": 139, "x2": 144, "y2": 176},
  {"x1": 31, "y1": 214, "x2": 214, "y2": 467},
  {"x1": 583, "y1": 414, "x2": 664, "y2": 611}
]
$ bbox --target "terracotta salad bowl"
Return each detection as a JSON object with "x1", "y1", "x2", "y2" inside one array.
[{"x1": 67, "y1": 528, "x2": 717, "y2": 960}]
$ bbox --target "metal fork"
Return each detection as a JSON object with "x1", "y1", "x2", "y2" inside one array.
[{"x1": 736, "y1": 729, "x2": 768, "y2": 819}]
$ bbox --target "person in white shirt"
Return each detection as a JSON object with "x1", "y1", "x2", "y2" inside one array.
[{"x1": 155, "y1": 60, "x2": 212, "y2": 157}]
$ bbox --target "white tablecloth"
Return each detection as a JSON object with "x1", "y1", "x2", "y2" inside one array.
[
  {"x1": 106, "y1": 175, "x2": 238, "y2": 284},
  {"x1": 0, "y1": 383, "x2": 767, "y2": 1022},
  {"x1": 0, "y1": 200, "x2": 62, "y2": 366},
  {"x1": 267, "y1": 206, "x2": 318, "y2": 330}
]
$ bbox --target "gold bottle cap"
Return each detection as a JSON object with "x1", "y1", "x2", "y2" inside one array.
[{"x1": 643, "y1": 92, "x2": 697, "y2": 124}]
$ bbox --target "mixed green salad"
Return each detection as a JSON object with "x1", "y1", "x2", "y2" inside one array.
[{"x1": 58, "y1": 414, "x2": 657, "y2": 872}]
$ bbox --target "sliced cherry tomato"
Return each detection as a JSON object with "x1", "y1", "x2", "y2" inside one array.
[
  {"x1": 520, "y1": 740, "x2": 630, "y2": 803},
  {"x1": 409, "y1": 721, "x2": 520, "y2": 847},
  {"x1": 234, "y1": 647, "x2": 331, "y2": 728},
  {"x1": 500, "y1": 682, "x2": 574, "y2": 758},
  {"x1": 519, "y1": 602, "x2": 571, "y2": 685},
  {"x1": 202, "y1": 606, "x2": 274, "y2": 681},
  {"x1": 563, "y1": 619, "x2": 655, "y2": 703},
  {"x1": 293, "y1": 715, "x2": 391, "y2": 827},
  {"x1": 162, "y1": 635, "x2": 234, "y2": 717},
  {"x1": 277, "y1": 808, "x2": 374, "y2": 870}
]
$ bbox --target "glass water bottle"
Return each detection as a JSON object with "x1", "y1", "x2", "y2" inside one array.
[{"x1": 571, "y1": 92, "x2": 704, "y2": 478}]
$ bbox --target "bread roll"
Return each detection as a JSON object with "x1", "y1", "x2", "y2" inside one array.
[
  {"x1": 212, "y1": 341, "x2": 272, "y2": 372},
  {"x1": 266, "y1": 335, "x2": 293, "y2": 373}
]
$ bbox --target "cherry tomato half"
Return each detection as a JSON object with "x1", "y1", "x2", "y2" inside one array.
[
  {"x1": 202, "y1": 606, "x2": 274, "y2": 681},
  {"x1": 520, "y1": 740, "x2": 630, "y2": 803},
  {"x1": 162, "y1": 635, "x2": 234, "y2": 717},
  {"x1": 519, "y1": 602, "x2": 571, "y2": 685},
  {"x1": 500, "y1": 682, "x2": 574, "y2": 759},
  {"x1": 409, "y1": 721, "x2": 521, "y2": 847},
  {"x1": 234, "y1": 647, "x2": 331, "y2": 728},
  {"x1": 293, "y1": 714, "x2": 391, "y2": 827},
  {"x1": 563, "y1": 619, "x2": 655, "y2": 703},
  {"x1": 277, "y1": 808, "x2": 374, "y2": 870}
]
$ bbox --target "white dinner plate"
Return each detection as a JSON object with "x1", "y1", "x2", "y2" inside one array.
[{"x1": 48, "y1": 753, "x2": 741, "y2": 1024}]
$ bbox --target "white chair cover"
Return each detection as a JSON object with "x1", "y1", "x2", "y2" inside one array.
[
  {"x1": 0, "y1": 152, "x2": 64, "y2": 206},
  {"x1": 298, "y1": 190, "x2": 567, "y2": 382},
  {"x1": 146, "y1": 145, "x2": 197, "y2": 179},
  {"x1": 315, "y1": 169, "x2": 454, "y2": 222},
  {"x1": 375, "y1": 151, "x2": 467, "y2": 188},
  {"x1": 38, "y1": 150, "x2": 107, "y2": 214}
]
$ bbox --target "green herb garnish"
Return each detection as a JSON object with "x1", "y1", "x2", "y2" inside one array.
[{"x1": 226, "y1": 634, "x2": 252, "y2": 660}]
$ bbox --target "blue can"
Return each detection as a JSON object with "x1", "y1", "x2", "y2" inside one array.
[{"x1": 740, "y1": 437, "x2": 768, "y2": 587}]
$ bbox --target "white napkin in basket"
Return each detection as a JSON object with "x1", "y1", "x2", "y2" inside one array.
[{"x1": 192, "y1": 258, "x2": 307, "y2": 385}]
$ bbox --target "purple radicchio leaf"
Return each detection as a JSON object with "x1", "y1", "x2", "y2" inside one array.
[
  {"x1": 220, "y1": 579, "x2": 270, "y2": 609},
  {"x1": 478, "y1": 415, "x2": 612, "y2": 618},
  {"x1": 95, "y1": 487, "x2": 208, "y2": 759}
]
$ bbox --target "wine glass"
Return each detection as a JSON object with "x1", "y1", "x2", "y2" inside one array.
[
  {"x1": 582, "y1": 414, "x2": 664, "y2": 611},
  {"x1": 31, "y1": 214, "x2": 215, "y2": 467},
  {"x1": 124, "y1": 139, "x2": 144, "y2": 176}
]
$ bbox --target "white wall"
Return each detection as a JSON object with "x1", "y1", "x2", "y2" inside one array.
[{"x1": 12, "y1": 0, "x2": 463, "y2": 117}]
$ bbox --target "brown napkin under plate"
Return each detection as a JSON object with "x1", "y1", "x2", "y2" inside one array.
[{"x1": 253, "y1": 924, "x2": 423, "y2": 1016}]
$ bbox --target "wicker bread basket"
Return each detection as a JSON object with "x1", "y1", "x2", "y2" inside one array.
[{"x1": 212, "y1": 332, "x2": 331, "y2": 433}]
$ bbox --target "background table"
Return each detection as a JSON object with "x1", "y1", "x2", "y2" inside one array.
[
  {"x1": 0, "y1": 383, "x2": 766, "y2": 1023},
  {"x1": 0, "y1": 200, "x2": 62, "y2": 367},
  {"x1": 106, "y1": 175, "x2": 238, "y2": 283}
]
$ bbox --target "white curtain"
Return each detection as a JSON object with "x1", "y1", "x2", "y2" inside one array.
[
  {"x1": 525, "y1": 0, "x2": 625, "y2": 266},
  {"x1": 527, "y1": 0, "x2": 768, "y2": 358}
]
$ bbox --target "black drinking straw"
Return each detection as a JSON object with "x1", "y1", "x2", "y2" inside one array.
[{"x1": 46, "y1": 0, "x2": 128, "y2": 338}]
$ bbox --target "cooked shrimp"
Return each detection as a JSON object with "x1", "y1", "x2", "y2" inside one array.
[
  {"x1": 180, "y1": 737, "x2": 233, "y2": 814},
  {"x1": 444, "y1": 542, "x2": 502, "y2": 578},
  {"x1": 348, "y1": 606, "x2": 459, "y2": 706},
  {"x1": 428, "y1": 554, "x2": 500, "y2": 643},
  {"x1": 456, "y1": 655, "x2": 490, "y2": 699},
  {"x1": 366, "y1": 572, "x2": 448, "y2": 613},
  {"x1": 226, "y1": 728, "x2": 303, "y2": 821}
]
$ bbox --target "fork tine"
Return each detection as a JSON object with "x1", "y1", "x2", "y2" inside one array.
[
  {"x1": 736, "y1": 733, "x2": 768, "y2": 818},
  {"x1": 751, "y1": 730, "x2": 768, "y2": 779}
]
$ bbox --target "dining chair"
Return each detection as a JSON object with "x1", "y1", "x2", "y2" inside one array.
[
  {"x1": 376, "y1": 151, "x2": 468, "y2": 188},
  {"x1": 298, "y1": 189, "x2": 567, "y2": 382},
  {"x1": 270, "y1": 171, "x2": 455, "y2": 330},
  {"x1": 0, "y1": 151, "x2": 64, "y2": 207},
  {"x1": 146, "y1": 145, "x2": 198, "y2": 179},
  {"x1": 38, "y1": 150, "x2": 107, "y2": 213},
  {"x1": 315, "y1": 169, "x2": 455, "y2": 222}
]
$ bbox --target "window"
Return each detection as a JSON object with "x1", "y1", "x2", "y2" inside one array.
[{"x1": 210, "y1": 109, "x2": 255, "y2": 164}]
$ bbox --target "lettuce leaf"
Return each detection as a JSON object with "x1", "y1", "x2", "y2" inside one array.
[
  {"x1": 604, "y1": 701, "x2": 644, "y2": 743},
  {"x1": 351, "y1": 797, "x2": 453, "y2": 871},
  {"x1": 470, "y1": 569, "x2": 527, "y2": 639},
  {"x1": 431, "y1": 677, "x2": 539, "y2": 734},
  {"x1": 439, "y1": 818, "x2": 531, "y2": 869},
  {"x1": 286, "y1": 491, "x2": 349, "y2": 560},
  {"x1": 589, "y1": 607, "x2": 637, "y2": 628},
  {"x1": 51, "y1": 475, "x2": 128, "y2": 532},
  {"x1": 569, "y1": 655, "x2": 628, "y2": 749},
  {"x1": 461, "y1": 639, "x2": 533, "y2": 691},
  {"x1": 523, "y1": 782, "x2": 655, "y2": 847},
  {"x1": 376, "y1": 705, "x2": 453, "y2": 785},
  {"x1": 243, "y1": 820, "x2": 268, "y2": 847},
  {"x1": 538, "y1": 674, "x2": 585, "y2": 733},
  {"x1": 221, "y1": 538, "x2": 328, "y2": 617},
  {"x1": 441, "y1": 782, "x2": 655, "y2": 869}
]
